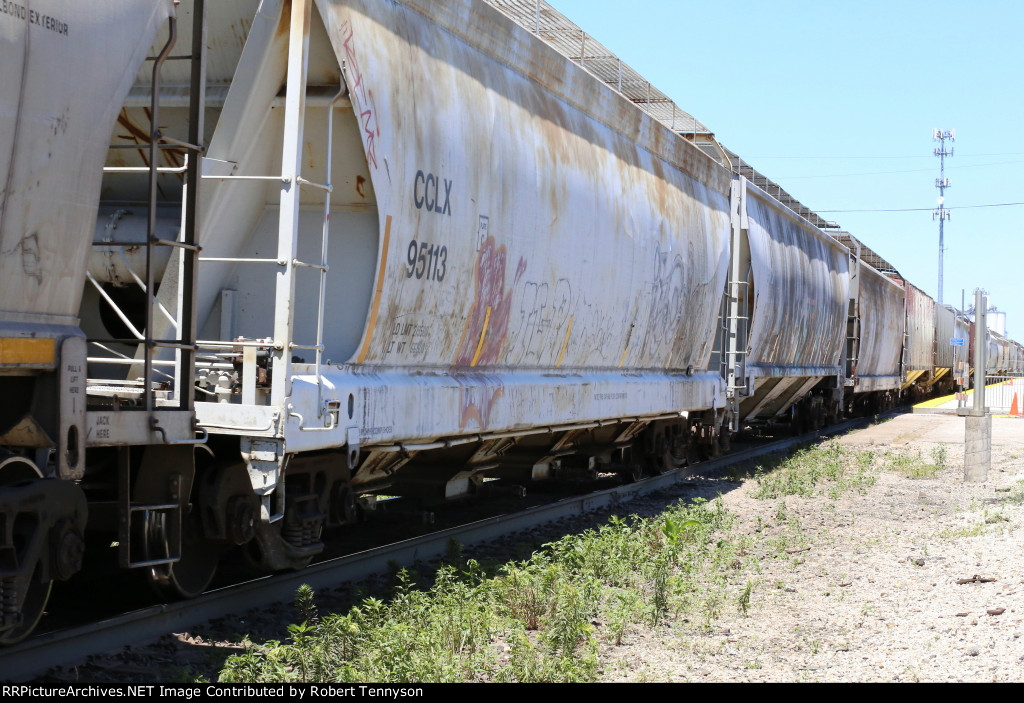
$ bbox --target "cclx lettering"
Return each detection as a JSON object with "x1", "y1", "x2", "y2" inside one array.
[{"x1": 413, "y1": 170, "x2": 452, "y2": 216}]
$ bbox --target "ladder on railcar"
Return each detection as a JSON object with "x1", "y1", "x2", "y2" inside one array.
[
  {"x1": 721, "y1": 177, "x2": 752, "y2": 431},
  {"x1": 92, "y1": 2, "x2": 207, "y2": 569}
]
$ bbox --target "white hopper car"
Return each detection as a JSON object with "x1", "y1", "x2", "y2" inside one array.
[{"x1": 0, "y1": 0, "x2": 1004, "y2": 642}]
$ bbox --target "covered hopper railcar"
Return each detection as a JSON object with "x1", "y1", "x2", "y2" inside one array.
[
  {"x1": 1, "y1": 0, "x2": 1019, "y2": 643},
  {"x1": 0, "y1": 1, "x2": 186, "y2": 643}
]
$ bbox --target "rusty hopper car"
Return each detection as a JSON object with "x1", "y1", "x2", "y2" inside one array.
[
  {"x1": 82, "y1": 0, "x2": 947, "y2": 600},
  {"x1": 899, "y1": 280, "x2": 937, "y2": 395},
  {"x1": 844, "y1": 244, "x2": 906, "y2": 412},
  {"x1": 0, "y1": 2, "x2": 186, "y2": 642},
  {"x1": 5, "y1": 0, "x2": 1019, "y2": 644},
  {"x1": 719, "y1": 179, "x2": 849, "y2": 434},
  {"x1": 84, "y1": 0, "x2": 732, "y2": 583},
  {"x1": 934, "y1": 304, "x2": 969, "y2": 392}
]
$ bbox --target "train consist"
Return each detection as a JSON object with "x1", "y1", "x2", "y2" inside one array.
[{"x1": 0, "y1": 0, "x2": 1021, "y2": 642}]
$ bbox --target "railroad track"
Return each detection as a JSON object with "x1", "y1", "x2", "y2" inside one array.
[{"x1": 0, "y1": 417, "x2": 873, "y2": 682}]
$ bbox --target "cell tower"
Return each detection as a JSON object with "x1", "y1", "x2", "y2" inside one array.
[{"x1": 932, "y1": 128, "x2": 954, "y2": 305}]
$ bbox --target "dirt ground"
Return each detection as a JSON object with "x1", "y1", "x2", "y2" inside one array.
[{"x1": 599, "y1": 413, "x2": 1024, "y2": 682}]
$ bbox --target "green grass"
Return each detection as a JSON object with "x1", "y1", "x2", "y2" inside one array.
[
  {"x1": 881, "y1": 445, "x2": 948, "y2": 479},
  {"x1": 218, "y1": 498, "x2": 756, "y2": 683},
  {"x1": 751, "y1": 441, "x2": 877, "y2": 500}
]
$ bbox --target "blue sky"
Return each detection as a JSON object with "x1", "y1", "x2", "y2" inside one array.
[{"x1": 548, "y1": 0, "x2": 1024, "y2": 339}]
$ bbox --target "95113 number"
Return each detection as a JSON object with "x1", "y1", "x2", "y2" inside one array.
[{"x1": 405, "y1": 240, "x2": 447, "y2": 282}]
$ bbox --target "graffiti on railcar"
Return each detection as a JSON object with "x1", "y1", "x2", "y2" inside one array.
[
  {"x1": 454, "y1": 236, "x2": 527, "y2": 367},
  {"x1": 503, "y1": 277, "x2": 573, "y2": 366},
  {"x1": 638, "y1": 242, "x2": 687, "y2": 363},
  {"x1": 341, "y1": 20, "x2": 381, "y2": 170},
  {"x1": 459, "y1": 382, "x2": 504, "y2": 431}
]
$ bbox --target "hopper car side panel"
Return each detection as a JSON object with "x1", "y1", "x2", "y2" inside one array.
[
  {"x1": 932, "y1": 304, "x2": 968, "y2": 392},
  {"x1": 328, "y1": 0, "x2": 731, "y2": 373},
  {"x1": 987, "y1": 331, "x2": 1012, "y2": 375},
  {"x1": 738, "y1": 184, "x2": 848, "y2": 421},
  {"x1": 195, "y1": 0, "x2": 734, "y2": 455},
  {"x1": 0, "y1": 2, "x2": 171, "y2": 323},
  {"x1": 852, "y1": 262, "x2": 904, "y2": 392},
  {"x1": 901, "y1": 281, "x2": 936, "y2": 390},
  {"x1": 934, "y1": 305, "x2": 956, "y2": 369}
]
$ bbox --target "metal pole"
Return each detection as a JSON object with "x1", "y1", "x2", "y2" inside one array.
[
  {"x1": 973, "y1": 290, "x2": 987, "y2": 414},
  {"x1": 932, "y1": 129, "x2": 954, "y2": 305},
  {"x1": 962, "y1": 289, "x2": 990, "y2": 482}
]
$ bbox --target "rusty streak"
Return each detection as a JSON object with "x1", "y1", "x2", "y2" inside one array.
[
  {"x1": 556, "y1": 316, "x2": 573, "y2": 368},
  {"x1": 357, "y1": 214, "x2": 392, "y2": 363}
]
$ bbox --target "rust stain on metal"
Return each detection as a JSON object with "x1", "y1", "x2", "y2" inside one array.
[
  {"x1": 357, "y1": 214, "x2": 393, "y2": 363},
  {"x1": 355, "y1": 174, "x2": 366, "y2": 198},
  {"x1": 556, "y1": 315, "x2": 573, "y2": 367},
  {"x1": 454, "y1": 236, "x2": 526, "y2": 367},
  {"x1": 275, "y1": 0, "x2": 293, "y2": 39}
]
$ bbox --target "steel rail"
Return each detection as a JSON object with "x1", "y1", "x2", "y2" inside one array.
[{"x1": 0, "y1": 417, "x2": 871, "y2": 681}]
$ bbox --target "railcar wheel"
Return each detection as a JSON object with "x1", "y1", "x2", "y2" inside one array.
[
  {"x1": 142, "y1": 508, "x2": 221, "y2": 600},
  {"x1": 0, "y1": 458, "x2": 52, "y2": 645},
  {"x1": 132, "y1": 447, "x2": 221, "y2": 601},
  {"x1": 0, "y1": 568, "x2": 52, "y2": 646}
]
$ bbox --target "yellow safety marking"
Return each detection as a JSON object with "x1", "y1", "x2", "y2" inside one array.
[
  {"x1": 357, "y1": 214, "x2": 392, "y2": 364},
  {"x1": 618, "y1": 345, "x2": 629, "y2": 368},
  {"x1": 914, "y1": 393, "x2": 957, "y2": 408},
  {"x1": 555, "y1": 316, "x2": 573, "y2": 368},
  {"x1": 470, "y1": 306, "x2": 492, "y2": 367},
  {"x1": 914, "y1": 378, "x2": 1023, "y2": 409},
  {"x1": 0, "y1": 337, "x2": 55, "y2": 365}
]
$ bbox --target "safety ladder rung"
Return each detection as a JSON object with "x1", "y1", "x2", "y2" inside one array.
[
  {"x1": 293, "y1": 259, "x2": 329, "y2": 271},
  {"x1": 145, "y1": 53, "x2": 197, "y2": 62},
  {"x1": 153, "y1": 238, "x2": 201, "y2": 252},
  {"x1": 156, "y1": 133, "x2": 203, "y2": 152},
  {"x1": 129, "y1": 557, "x2": 181, "y2": 568},
  {"x1": 108, "y1": 143, "x2": 196, "y2": 150},
  {"x1": 92, "y1": 338, "x2": 196, "y2": 350},
  {"x1": 129, "y1": 503, "x2": 178, "y2": 512},
  {"x1": 198, "y1": 257, "x2": 281, "y2": 264}
]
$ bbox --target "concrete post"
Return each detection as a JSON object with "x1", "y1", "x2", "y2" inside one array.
[{"x1": 964, "y1": 415, "x2": 991, "y2": 482}]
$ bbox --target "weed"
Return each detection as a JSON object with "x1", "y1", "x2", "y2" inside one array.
[
  {"x1": 1002, "y1": 481, "x2": 1024, "y2": 506},
  {"x1": 219, "y1": 496, "x2": 749, "y2": 682},
  {"x1": 885, "y1": 449, "x2": 942, "y2": 479},
  {"x1": 737, "y1": 579, "x2": 755, "y2": 616},
  {"x1": 294, "y1": 584, "x2": 318, "y2": 625},
  {"x1": 753, "y1": 442, "x2": 876, "y2": 499},
  {"x1": 938, "y1": 523, "x2": 987, "y2": 539},
  {"x1": 606, "y1": 589, "x2": 643, "y2": 646}
]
